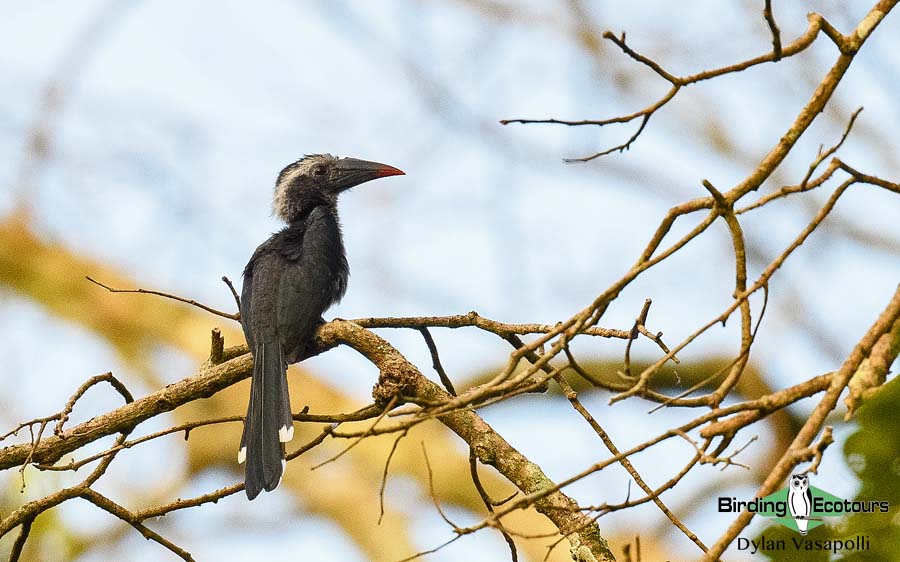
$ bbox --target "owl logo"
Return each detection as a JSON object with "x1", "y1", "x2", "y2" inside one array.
[{"x1": 788, "y1": 473, "x2": 812, "y2": 535}]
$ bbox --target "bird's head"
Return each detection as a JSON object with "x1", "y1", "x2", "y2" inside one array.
[{"x1": 273, "y1": 153, "x2": 404, "y2": 222}]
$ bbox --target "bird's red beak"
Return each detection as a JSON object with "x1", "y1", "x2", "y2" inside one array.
[{"x1": 373, "y1": 164, "x2": 405, "y2": 178}]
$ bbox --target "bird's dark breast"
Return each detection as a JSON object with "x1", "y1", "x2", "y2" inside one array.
[
  {"x1": 276, "y1": 207, "x2": 349, "y2": 362},
  {"x1": 296, "y1": 208, "x2": 349, "y2": 304}
]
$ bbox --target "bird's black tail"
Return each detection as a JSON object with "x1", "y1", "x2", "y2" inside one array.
[{"x1": 239, "y1": 341, "x2": 294, "y2": 500}]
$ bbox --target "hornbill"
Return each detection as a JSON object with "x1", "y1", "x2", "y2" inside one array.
[{"x1": 239, "y1": 154, "x2": 404, "y2": 499}]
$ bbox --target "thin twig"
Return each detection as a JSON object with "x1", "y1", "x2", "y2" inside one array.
[
  {"x1": 763, "y1": 0, "x2": 783, "y2": 60},
  {"x1": 80, "y1": 489, "x2": 196, "y2": 561},
  {"x1": 501, "y1": 11, "x2": 839, "y2": 161},
  {"x1": 420, "y1": 442, "x2": 459, "y2": 531},
  {"x1": 555, "y1": 374, "x2": 708, "y2": 553},
  {"x1": 469, "y1": 448, "x2": 518, "y2": 561},
  {"x1": 418, "y1": 327, "x2": 456, "y2": 396},
  {"x1": 222, "y1": 275, "x2": 241, "y2": 316},
  {"x1": 378, "y1": 428, "x2": 409, "y2": 525},
  {"x1": 393, "y1": 535, "x2": 463, "y2": 562},
  {"x1": 310, "y1": 395, "x2": 398, "y2": 470},
  {"x1": 86, "y1": 276, "x2": 240, "y2": 321},
  {"x1": 623, "y1": 299, "x2": 652, "y2": 379},
  {"x1": 55, "y1": 372, "x2": 134, "y2": 435}
]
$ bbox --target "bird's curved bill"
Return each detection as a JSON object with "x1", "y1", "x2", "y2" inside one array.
[{"x1": 333, "y1": 157, "x2": 404, "y2": 191}]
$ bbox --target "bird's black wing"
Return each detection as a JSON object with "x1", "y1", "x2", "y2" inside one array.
[
  {"x1": 239, "y1": 244, "x2": 265, "y2": 350},
  {"x1": 239, "y1": 244, "x2": 294, "y2": 500},
  {"x1": 275, "y1": 260, "x2": 334, "y2": 362}
]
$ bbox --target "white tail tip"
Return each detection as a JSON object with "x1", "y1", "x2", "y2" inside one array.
[
  {"x1": 278, "y1": 459, "x2": 287, "y2": 487},
  {"x1": 279, "y1": 424, "x2": 295, "y2": 443},
  {"x1": 237, "y1": 446, "x2": 246, "y2": 464}
]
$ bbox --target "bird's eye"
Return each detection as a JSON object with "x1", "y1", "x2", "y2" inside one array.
[{"x1": 312, "y1": 164, "x2": 327, "y2": 176}]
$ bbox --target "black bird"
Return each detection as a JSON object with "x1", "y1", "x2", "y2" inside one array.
[{"x1": 239, "y1": 153, "x2": 404, "y2": 499}]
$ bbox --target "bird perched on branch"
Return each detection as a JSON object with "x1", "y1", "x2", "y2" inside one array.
[{"x1": 239, "y1": 154, "x2": 404, "y2": 499}]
